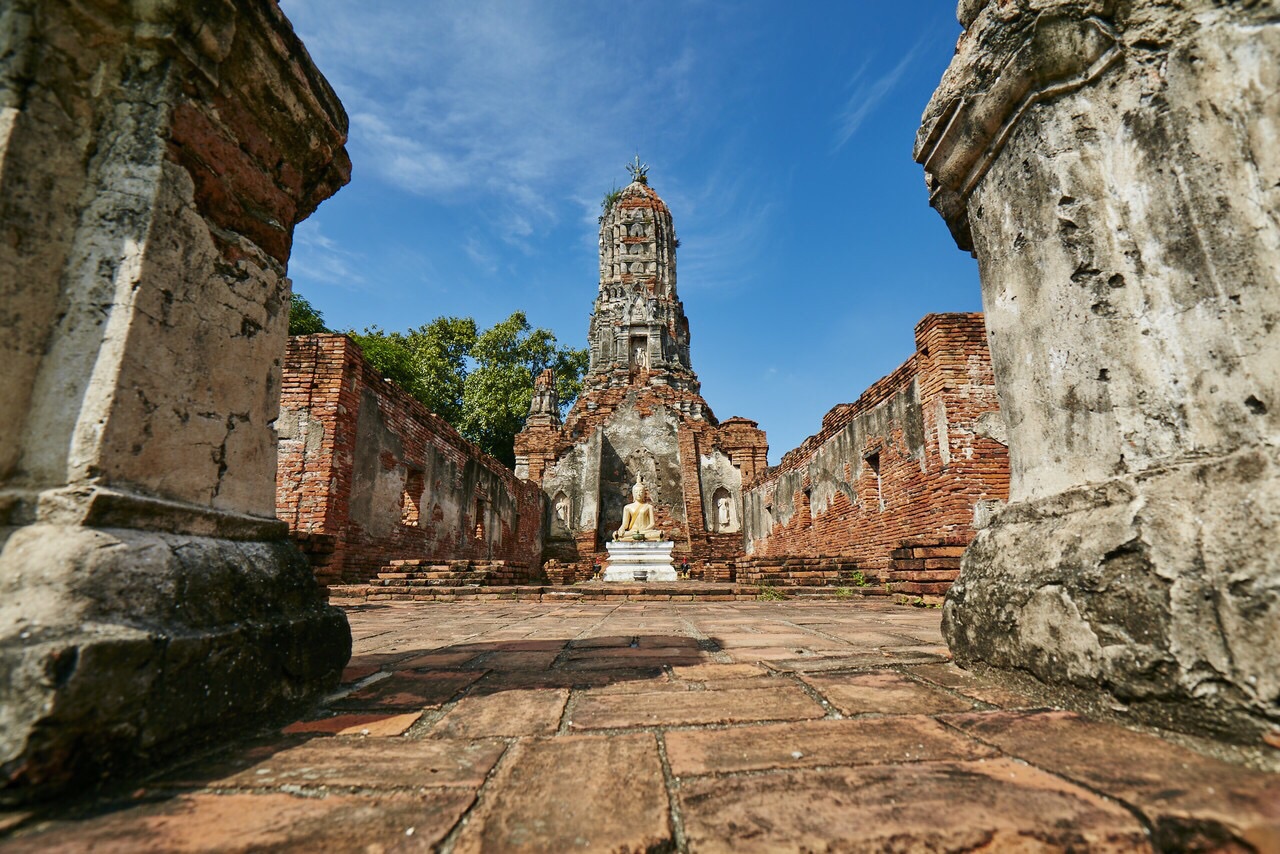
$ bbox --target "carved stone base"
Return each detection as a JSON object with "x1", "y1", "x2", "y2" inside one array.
[
  {"x1": 603, "y1": 541, "x2": 677, "y2": 582},
  {"x1": 944, "y1": 445, "x2": 1280, "y2": 742},
  {"x1": 0, "y1": 524, "x2": 351, "y2": 804}
]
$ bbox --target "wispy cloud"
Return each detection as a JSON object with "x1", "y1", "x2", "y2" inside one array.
[
  {"x1": 289, "y1": 220, "x2": 368, "y2": 289},
  {"x1": 832, "y1": 36, "x2": 930, "y2": 152},
  {"x1": 284, "y1": 2, "x2": 702, "y2": 223},
  {"x1": 463, "y1": 236, "x2": 499, "y2": 274}
]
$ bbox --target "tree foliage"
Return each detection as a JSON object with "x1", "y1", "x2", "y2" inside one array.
[
  {"x1": 350, "y1": 311, "x2": 587, "y2": 468},
  {"x1": 350, "y1": 317, "x2": 477, "y2": 425},
  {"x1": 288, "y1": 293, "x2": 330, "y2": 335}
]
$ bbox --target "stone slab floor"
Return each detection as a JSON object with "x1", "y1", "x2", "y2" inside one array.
[{"x1": 4, "y1": 601, "x2": 1279, "y2": 852}]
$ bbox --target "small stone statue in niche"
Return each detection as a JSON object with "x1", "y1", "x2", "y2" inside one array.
[
  {"x1": 716, "y1": 494, "x2": 732, "y2": 529},
  {"x1": 554, "y1": 493, "x2": 570, "y2": 528},
  {"x1": 615, "y1": 482, "x2": 661, "y2": 541}
]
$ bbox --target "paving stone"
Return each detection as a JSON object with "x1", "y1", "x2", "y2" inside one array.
[
  {"x1": 333, "y1": 670, "x2": 483, "y2": 710},
  {"x1": 943, "y1": 710, "x2": 1280, "y2": 850},
  {"x1": 677, "y1": 758, "x2": 1150, "y2": 852},
  {"x1": 464, "y1": 650, "x2": 560, "y2": 671},
  {"x1": 338, "y1": 663, "x2": 381, "y2": 683},
  {"x1": 3, "y1": 791, "x2": 473, "y2": 853},
  {"x1": 800, "y1": 670, "x2": 976, "y2": 716},
  {"x1": 193, "y1": 737, "x2": 505, "y2": 791},
  {"x1": 470, "y1": 667, "x2": 666, "y2": 695},
  {"x1": 669, "y1": 662, "x2": 770, "y2": 681},
  {"x1": 569, "y1": 685, "x2": 824, "y2": 730},
  {"x1": 451, "y1": 734, "x2": 671, "y2": 853},
  {"x1": 569, "y1": 635, "x2": 635, "y2": 648},
  {"x1": 431, "y1": 689, "x2": 569, "y2": 738},
  {"x1": 905, "y1": 662, "x2": 1046, "y2": 708},
  {"x1": 764, "y1": 648, "x2": 951, "y2": 671},
  {"x1": 397, "y1": 651, "x2": 482, "y2": 669},
  {"x1": 282, "y1": 711, "x2": 422, "y2": 737},
  {"x1": 562, "y1": 647, "x2": 707, "y2": 669},
  {"x1": 664, "y1": 715, "x2": 996, "y2": 777}
]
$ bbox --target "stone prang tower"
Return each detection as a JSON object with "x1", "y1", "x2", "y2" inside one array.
[
  {"x1": 516, "y1": 162, "x2": 767, "y2": 573},
  {"x1": 586, "y1": 160, "x2": 702, "y2": 412}
]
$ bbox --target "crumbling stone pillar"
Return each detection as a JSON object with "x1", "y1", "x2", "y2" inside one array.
[
  {"x1": 917, "y1": 0, "x2": 1279, "y2": 740},
  {"x1": 0, "y1": 0, "x2": 352, "y2": 800}
]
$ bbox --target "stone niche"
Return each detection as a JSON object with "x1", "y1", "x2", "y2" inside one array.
[
  {"x1": 0, "y1": 0, "x2": 352, "y2": 801},
  {"x1": 917, "y1": 0, "x2": 1280, "y2": 741}
]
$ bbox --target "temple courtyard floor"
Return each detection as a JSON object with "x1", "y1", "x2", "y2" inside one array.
[{"x1": 3, "y1": 600, "x2": 1279, "y2": 852}]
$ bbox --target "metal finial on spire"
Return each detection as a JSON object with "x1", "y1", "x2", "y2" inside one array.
[{"x1": 626, "y1": 154, "x2": 649, "y2": 184}]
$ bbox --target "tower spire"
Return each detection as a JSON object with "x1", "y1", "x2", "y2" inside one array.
[
  {"x1": 583, "y1": 170, "x2": 700, "y2": 407},
  {"x1": 626, "y1": 154, "x2": 649, "y2": 184}
]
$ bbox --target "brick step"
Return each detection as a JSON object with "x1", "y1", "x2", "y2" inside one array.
[
  {"x1": 377, "y1": 571, "x2": 489, "y2": 581},
  {"x1": 329, "y1": 583, "x2": 898, "y2": 604}
]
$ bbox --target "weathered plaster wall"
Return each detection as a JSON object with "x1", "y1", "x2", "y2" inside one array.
[
  {"x1": 742, "y1": 314, "x2": 1008, "y2": 585},
  {"x1": 277, "y1": 335, "x2": 544, "y2": 584},
  {"x1": 917, "y1": 0, "x2": 1280, "y2": 740},
  {"x1": 0, "y1": 0, "x2": 351, "y2": 802}
]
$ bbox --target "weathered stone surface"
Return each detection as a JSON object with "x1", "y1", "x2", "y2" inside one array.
[
  {"x1": 282, "y1": 711, "x2": 423, "y2": 737},
  {"x1": 188, "y1": 736, "x2": 505, "y2": 791},
  {"x1": 664, "y1": 715, "x2": 994, "y2": 777},
  {"x1": 332, "y1": 670, "x2": 482, "y2": 711},
  {"x1": 678, "y1": 758, "x2": 1149, "y2": 852},
  {"x1": 917, "y1": 0, "x2": 1280, "y2": 739},
  {"x1": 0, "y1": 0, "x2": 351, "y2": 802},
  {"x1": 2, "y1": 791, "x2": 474, "y2": 853},
  {"x1": 451, "y1": 734, "x2": 671, "y2": 854},
  {"x1": 800, "y1": 670, "x2": 977, "y2": 716},
  {"x1": 569, "y1": 685, "x2": 824, "y2": 729},
  {"x1": 7, "y1": 601, "x2": 1279, "y2": 849},
  {"x1": 430, "y1": 689, "x2": 569, "y2": 739},
  {"x1": 945, "y1": 710, "x2": 1280, "y2": 850}
]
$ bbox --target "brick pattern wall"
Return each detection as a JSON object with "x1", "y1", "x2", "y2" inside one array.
[
  {"x1": 741, "y1": 313, "x2": 1008, "y2": 589},
  {"x1": 277, "y1": 334, "x2": 544, "y2": 585}
]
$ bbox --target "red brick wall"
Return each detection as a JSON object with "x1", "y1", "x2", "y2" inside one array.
[
  {"x1": 741, "y1": 313, "x2": 1008, "y2": 586},
  {"x1": 277, "y1": 334, "x2": 544, "y2": 585}
]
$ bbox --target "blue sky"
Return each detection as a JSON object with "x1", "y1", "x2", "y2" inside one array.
[{"x1": 278, "y1": 1, "x2": 979, "y2": 464}]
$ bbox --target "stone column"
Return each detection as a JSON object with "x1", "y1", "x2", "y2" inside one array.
[
  {"x1": 0, "y1": 0, "x2": 352, "y2": 801},
  {"x1": 916, "y1": 1, "x2": 1279, "y2": 740}
]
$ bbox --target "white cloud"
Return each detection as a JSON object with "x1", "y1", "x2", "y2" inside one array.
[
  {"x1": 833, "y1": 36, "x2": 930, "y2": 151},
  {"x1": 282, "y1": 1, "x2": 703, "y2": 219},
  {"x1": 289, "y1": 220, "x2": 368, "y2": 289}
]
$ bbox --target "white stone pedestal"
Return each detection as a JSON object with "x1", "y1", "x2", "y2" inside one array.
[{"x1": 603, "y1": 540, "x2": 677, "y2": 582}]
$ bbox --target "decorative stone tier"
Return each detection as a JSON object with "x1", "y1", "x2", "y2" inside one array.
[{"x1": 603, "y1": 541, "x2": 677, "y2": 583}]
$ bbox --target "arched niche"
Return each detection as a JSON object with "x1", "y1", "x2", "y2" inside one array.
[{"x1": 711, "y1": 486, "x2": 738, "y2": 533}]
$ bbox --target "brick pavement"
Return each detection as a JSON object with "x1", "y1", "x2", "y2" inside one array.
[{"x1": 3, "y1": 601, "x2": 1278, "y2": 852}]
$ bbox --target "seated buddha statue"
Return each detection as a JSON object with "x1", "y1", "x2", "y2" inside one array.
[{"x1": 614, "y1": 482, "x2": 662, "y2": 541}]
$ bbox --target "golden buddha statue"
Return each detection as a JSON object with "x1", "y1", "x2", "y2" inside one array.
[{"x1": 614, "y1": 481, "x2": 661, "y2": 541}]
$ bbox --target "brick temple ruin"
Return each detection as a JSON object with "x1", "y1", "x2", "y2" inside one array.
[
  {"x1": 275, "y1": 334, "x2": 544, "y2": 586},
  {"x1": 513, "y1": 168, "x2": 772, "y2": 576},
  {"x1": 274, "y1": 169, "x2": 1009, "y2": 597},
  {"x1": 3, "y1": 0, "x2": 1277, "y2": 810}
]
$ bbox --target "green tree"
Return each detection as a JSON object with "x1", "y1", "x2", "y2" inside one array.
[
  {"x1": 347, "y1": 326, "x2": 428, "y2": 401},
  {"x1": 461, "y1": 311, "x2": 586, "y2": 467},
  {"x1": 349, "y1": 312, "x2": 586, "y2": 468},
  {"x1": 288, "y1": 293, "x2": 329, "y2": 335}
]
